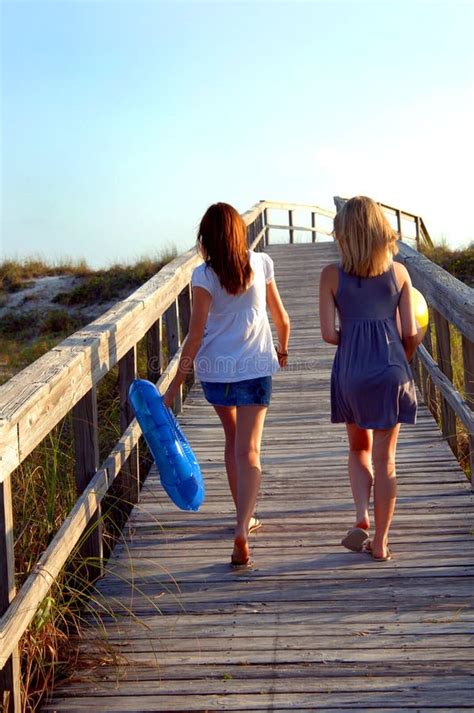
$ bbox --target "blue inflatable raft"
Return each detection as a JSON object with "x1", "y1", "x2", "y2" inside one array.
[{"x1": 129, "y1": 379, "x2": 205, "y2": 511}]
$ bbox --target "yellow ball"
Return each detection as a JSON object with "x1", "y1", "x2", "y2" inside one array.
[{"x1": 413, "y1": 287, "x2": 429, "y2": 338}]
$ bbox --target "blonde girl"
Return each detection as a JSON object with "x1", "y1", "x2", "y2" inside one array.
[
  {"x1": 319, "y1": 196, "x2": 421, "y2": 561},
  {"x1": 164, "y1": 203, "x2": 290, "y2": 568}
]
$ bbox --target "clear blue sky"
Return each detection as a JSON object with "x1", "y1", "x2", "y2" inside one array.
[{"x1": 1, "y1": 0, "x2": 473, "y2": 267}]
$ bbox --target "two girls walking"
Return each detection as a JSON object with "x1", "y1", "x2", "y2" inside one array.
[{"x1": 165, "y1": 196, "x2": 421, "y2": 567}]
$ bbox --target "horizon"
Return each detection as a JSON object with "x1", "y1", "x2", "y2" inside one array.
[{"x1": 1, "y1": 1, "x2": 473, "y2": 268}]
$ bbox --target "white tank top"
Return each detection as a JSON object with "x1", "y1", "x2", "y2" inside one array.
[{"x1": 191, "y1": 250, "x2": 279, "y2": 382}]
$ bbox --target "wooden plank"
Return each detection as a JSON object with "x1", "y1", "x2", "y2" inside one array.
[
  {"x1": 396, "y1": 241, "x2": 474, "y2": 340},
  {"x1": 288, "y1": 209, "x2": 294, "y2": 243},
  {"x1": 432, "y1": 309, "x2": 457, "y2": 456},
  {"x1": 178, "y1": 284, "x2": 192, "y2": 342},
  {"x1": 311, "y1": 211, "x2": 316, "y2": 242},
  {"x1": 461, "y1": 335, "x2": 474, "y2": 485},
  {"x1": 118, "y1": 346, "x2": 140, "y2": 507},
  {"x1": 0, "y1": 419, "x2": 19, "y2": 484},
  {"x1": 164, "y1": 299, "x2": 181, "y2": 413},
  {"x1": 41, "y1": 242, "x2": 474, "y2": 711},
  {"x1": 266, "y1": 222, "x2": 333, "y2": 237},
  {"x1": 146, "y1": 317, "x2": 162, "y2": 382},
  {"x1": 0, "y1": 468, "x2": 109, "y2": 668},
  {"x1": 0, "y1": 474, "x2": 21, "y2": 712},
  {"x1": 72, "y1": 387, "x2": 102, "y2": 580},
  {"x1": 262, "y1": 199, "x2": 335, "y2": 219},
  {"x1": 416, "y1": 345, "x2": 473, "y2": 435},
  {"x1": 462, "y1": 335, "x2": 474, "y2": 410}
]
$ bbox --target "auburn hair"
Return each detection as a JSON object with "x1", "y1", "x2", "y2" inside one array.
[
  {"x1": 333, "y1": 196, "x2": 399, "y2": 277},
  {"x1": 197, "y1": 202, "x2": 252, "y2": 294}
]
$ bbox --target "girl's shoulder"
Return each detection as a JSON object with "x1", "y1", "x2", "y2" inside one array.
[
  {"x1": 250, "y1": 250, "x2": 274, "y2": 282},
  {"x1": 392, "y1": 261, "x2": 410, "y2": 289},
  {"x1": 320, "y1": 262, "x2": 340, "y2": 281},
  {"x1": 320, "y1": 263, "x2": 339, "y2": 294},
  {"x1": 192, "y1": 262, "x2": 217, "y2": 293}
]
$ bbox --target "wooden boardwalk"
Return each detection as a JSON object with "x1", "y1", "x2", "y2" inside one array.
[{"x1": 44, "y1": 243, "x2": 474, "y2": 712}]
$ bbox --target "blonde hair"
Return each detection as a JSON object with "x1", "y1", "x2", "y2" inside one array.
[{"x1": 333, "y1": 196, "x2": 399, "y2": 277}]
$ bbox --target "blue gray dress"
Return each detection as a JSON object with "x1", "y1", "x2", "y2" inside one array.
[{"x1": 331, "y1": 265, "x2": 417, "y2": 429}]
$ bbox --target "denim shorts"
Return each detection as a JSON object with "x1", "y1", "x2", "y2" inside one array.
[{"x1": 201, "y1": 376, "x2": 272, "y2": 407}]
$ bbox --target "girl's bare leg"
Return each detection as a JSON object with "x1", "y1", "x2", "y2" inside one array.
[
  {"x1": 232, "y1": 405, "x2": 268, "y2": 563},
  {"x1": 370, "y1": 425, "x2": 400, "y2": 559},
  {"x1": 213, "y1": 405, "x2": 237, "y2": 506},
  {"x1": 346, "y1": 424, "x2": 374, "y2": 531}
]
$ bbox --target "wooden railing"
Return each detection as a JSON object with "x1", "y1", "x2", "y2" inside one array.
[
  {"x1": 0, "y1": 203, "x2": 267, "y2": 711},
  {"x1": 0, "y1": 197, "x2": 471, "y2": 710}
]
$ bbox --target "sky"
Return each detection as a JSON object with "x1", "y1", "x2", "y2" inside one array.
[{"x1": 1, "y1": 0, "x2": 473, "y2": 268}]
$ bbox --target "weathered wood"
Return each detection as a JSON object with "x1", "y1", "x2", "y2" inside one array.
[
  {"x1": 178, "y1": 284, "x2": 192, "y2": 342},
  {"x1": 397, "y1": 241, "x2": 474, "y2": 341},
  {"x1": 432, "y1": 309, "x2": 458, "y2": 455},
  {"x1": 262, "y1": 199, "x2": 335, "y2": 219},
  {"x1": 462, "y1": 335, "x2": 474, "y2": 411},
  {"x1": 0, "y1": 249, "x2": 202, "y2": 484},
  {"x1": 461, "y1": 335, "x2": 474, "y2": 485},
  {"x1": 265, "y1": 222, "x2": 332, "y2": 237},
  {"x1": 146, "y1": 317, "x2": 162, "y2": 382},
  {"x1": 72, "y1": 387, "x2": 102, "y2": 581},
  {"x1": 0, "y1": 475, "x2": 20, "y2": 712},
  {"x1": 0, "y1": 354, "x2": 183, "y2": 671},
  {"x1": 118, "y1": 346, "x2": 140, "y2": 506},
  {"x1": 0, "y1": 467, "x2": 109, "y2": 669},
  {"x1": 396, "y1": 208, "x2": 402, "y2": 238},
  {"x1": 45, "y1": 243, "x2": 474, "y2": 712},
  {"x1": 288, "y1": 209, "x2": 294, "y2": 243},
  {"x1": 311, "y1": 211, "x2": 316, "y2": 242},
  {"x1": 415, "y1": 215, "x2": 422, "y2": 250},
  {"x1": 263, "y1": 207, "x2": 269, "y2": 246},
  {"x1": 0, "y1": 420, "x2": 19, "y2": 484},
  {"x1": 164, "y1": 300, "x2": 182, "y2": 413}
]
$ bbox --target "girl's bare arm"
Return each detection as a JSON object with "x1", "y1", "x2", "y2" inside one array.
[
  {"x1": 395, "y1": 262, "x2": 422, "y2": 362},
  {"x1": 266, "y1": 280, "x2": 290, "y2": 366},
  {"x1": 319, "y1": 264, "x2": 339, "y2": 345},
  {"x1": 163, "y1": 287, "x2": 212, "y2": 407}
]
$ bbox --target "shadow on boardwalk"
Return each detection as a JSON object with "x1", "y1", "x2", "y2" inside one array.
[{"x1": 43, "y1": 244, "x2": 474, "y2": 712}]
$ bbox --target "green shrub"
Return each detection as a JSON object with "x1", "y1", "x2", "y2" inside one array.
[
  {"x1": 53, "y1": 253, "x2": 177, "y2": 307},
  {"x1": 421, "y1": 241, "x2": 474, "y2": 286}
]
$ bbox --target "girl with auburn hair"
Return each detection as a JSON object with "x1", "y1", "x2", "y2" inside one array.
[
  {"x1": 319, "y1": 196, "x2": 422, "y2": 561},
  {"x1": 164, "y1": 202, "x2": 290, "y2": 568}
]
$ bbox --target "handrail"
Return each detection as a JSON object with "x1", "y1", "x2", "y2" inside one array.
[
  {"x1": 396, "y1": 242, "x2": 474, "y2": 342},
  {"x1": 1, "y1": 196, "x2": 471, "y2": 710},
  {"x1": 0, "y1": 203, "x2": 267, "y2": 710},
  {"x1": 333, "y1": 195, "x2": 433, "y2": 249}
]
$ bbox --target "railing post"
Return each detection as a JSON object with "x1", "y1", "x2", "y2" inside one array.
[
  {"x1": 178, "y1": 284, "x2": 194, "y2": 395},
  {"x1": 118, "y1": 346, "x2": 140, "y2": 506},
  {"x1": 421, "y1": 324, "x2": 439, "y2": 421},
  {"x1": 178, "y1": 284, "x2": 192, "y2": 342},
  {"x1": 0, "y1": 475, "x2": 21, "y2": 713},
  {"x1": 146, "y1": 317, "x2": 163, "y2": 383},
  {"x1": 288, "y1": 210, "x2": 294, "y2": 244},
  {"x1": 311, "y1": 212, "x2": 316, "y2": 243},
  {"x1": 72, "y1": 387, "x2": 103, "y2": 582},
  {"x1": 433, "y1": 309, "x2": 457, "y2": 456},
  {"x1": 396, "y1": 209, "x2": 402, "y2": 240},
  {"x1": 461, "y1": 335, "x2": 474, "y2": 486},
  {"x1": 415, "y1": 215, "x2": 422, "y2": 251},
  {"x1": 164, "y1": 299, "x2": 182, "y2": 413},
  {"x1": 264, "y1": 208, "x2": 269, "y2": 246}
]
